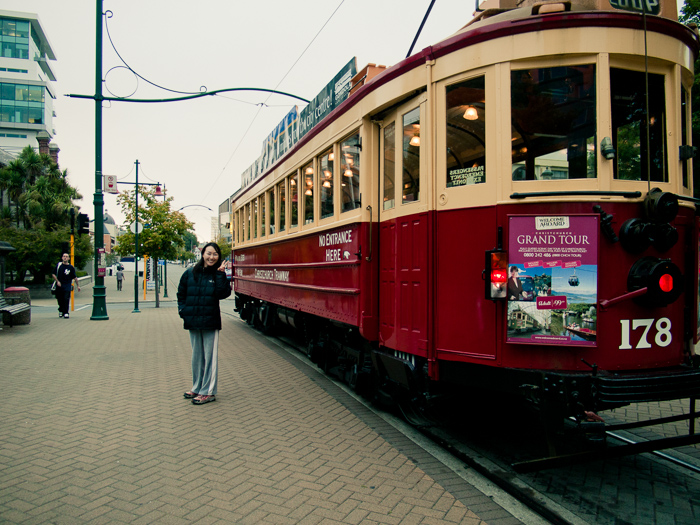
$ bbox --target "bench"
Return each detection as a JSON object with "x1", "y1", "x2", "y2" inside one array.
[{"x1": 0, "y1": 294, "x2": 30, "y2": 328}]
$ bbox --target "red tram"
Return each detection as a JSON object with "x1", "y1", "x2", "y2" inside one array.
[{"x1": 231, "y1": 0, "x2": 700, "y2": 432}]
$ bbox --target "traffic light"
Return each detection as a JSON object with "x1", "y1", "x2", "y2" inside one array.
[{"x1": 77, "y1": 213, "x2": 90, "y2": 235}]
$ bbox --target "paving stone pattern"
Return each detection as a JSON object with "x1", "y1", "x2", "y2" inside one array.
[{"x1": 0, "y1": 302, "x2": 516, "y2": 524}]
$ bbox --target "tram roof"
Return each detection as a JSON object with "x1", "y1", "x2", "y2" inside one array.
[{"x1": 230, "y1": 5, "x2": 699, "y2": 206}]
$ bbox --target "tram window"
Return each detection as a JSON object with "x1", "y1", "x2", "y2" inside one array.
[
  {"x1": 403, "y1": 108, "x2": 420, "y2": 202},
  {"x1": 245, "y1": 203, "x2": 251, "y2": 241},
  {"x1": 446, "y1": 76, "x2": 485, "y2": 187},
  {"x1": 511, "y1": 65, "x2": 596, "y2": 180},
  {"x1": 304, "y1": 163, "x2": 314, "y2": 224},
  {"x1": 611, "y1": 68, "x2": 667, "y2": 182},
  {"x1": 383, "y1": 122, "x2": 395, "y2": 210},
  {"x1": 253, "y1": 199, "x2": 258, "y2": 239},
  {"x1": 682, "y1": 88, "x2": 689, "y2": 188},
  {"x1": 290, "y1": 173, "x2": 299, "y2": 228},
  {"x1": 268, "y1": 189, "x2": 275, "y2": 235},
  {"x1": 278, "y1": 181, "x2": 286, "y2": 232},
  {"x1": 260, "y1": 195, "x2": 266, "y2": 237},
  {"x1": 341, "y1": 132, "x2": 361, "y2": 212},
  {"x1": 320, "y1": 149, "x2": 334, "y2": 219}
]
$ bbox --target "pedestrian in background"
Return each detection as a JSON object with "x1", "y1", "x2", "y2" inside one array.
[
  {"x1": 116, "y1": 267, "x2": 124, "y2": 291},
  {"x1": 51, "y1": 252, "x2": 81, "y2": 319},
  {"x1": 177, "y1": 242, "x2": 232, "y2": 405}
]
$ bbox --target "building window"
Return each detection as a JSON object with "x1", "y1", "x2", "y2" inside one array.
[
  {"x1": 1, "y1": 18, "x2": 30, "y2": 60},
  {"x1": 446, "y1": 76, "x2": 486, "y2": 187},
  {"x1": 0, "y1": 82, "x2": 45, "y2": 124},
  {"x1": 341, "y1": 133, "x2": 361, "y2": 212}
]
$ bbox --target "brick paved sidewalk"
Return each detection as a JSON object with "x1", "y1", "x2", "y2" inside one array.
[{"x1": 0, "y1": 303, "x2": 519, "y2": 524}]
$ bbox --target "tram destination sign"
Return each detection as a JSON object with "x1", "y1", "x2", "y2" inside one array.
[{"x1": 608, "y1": 0, "x2": 660, "y2": 15}]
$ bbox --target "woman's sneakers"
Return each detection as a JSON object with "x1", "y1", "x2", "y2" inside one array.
[{"x1": 192, "y1": 395, "x2": 215, "y2": 405}]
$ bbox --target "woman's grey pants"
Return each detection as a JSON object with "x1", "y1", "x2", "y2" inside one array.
[{"x1": 189, "y1": 329, "x2": 219, "y2": 396}]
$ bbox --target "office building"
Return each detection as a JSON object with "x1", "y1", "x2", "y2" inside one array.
[{"x1": 0, "y1": 10, "x2": 57, "y2": 160}]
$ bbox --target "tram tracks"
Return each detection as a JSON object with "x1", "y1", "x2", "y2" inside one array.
[
  {"x1": 243, "y1": 321, "x2": 700, "y2": 524},
  {"x1": 259, "y1": 327, "x2": 576, "y2": 524}
]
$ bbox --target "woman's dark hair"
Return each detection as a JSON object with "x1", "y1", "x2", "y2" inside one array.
[{"x1": 193, "y1": 242, "x2": 223, "y2": 274}]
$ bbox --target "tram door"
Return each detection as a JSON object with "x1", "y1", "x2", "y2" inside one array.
[{"x1": 377, "y1": 100, "x2": 430, "y2": 356}]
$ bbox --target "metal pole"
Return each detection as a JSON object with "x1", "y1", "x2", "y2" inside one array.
[
  {"x1": 133, "y1": 159, "x2": 140, "y2": 313},
  {"x1": 155, "y1": 256, "x2": 160, "y2": 308},
  {"x1": 70, "y1": 208, "x2": 75, "y2": 312},
  {"x1": 91, "y1": 0, "x2": 108, "y2": 320},
  {"x1": 163, "y1": 261, "x2": 168, "y2": 298}
]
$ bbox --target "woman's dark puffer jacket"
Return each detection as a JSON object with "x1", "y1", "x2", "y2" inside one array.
[{"x1": 177, "y1": 266, "x2": 232, "y2": 330}]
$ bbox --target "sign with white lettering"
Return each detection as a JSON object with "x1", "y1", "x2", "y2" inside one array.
[
  {"x1": 608, "y1": 0, "x2": 660, "y2": 16},
  {"x1": 240, "y1": 58, "x2": 357, "y2": 191},
  {"x1": 506, "y1": 215, "x2": 598, "y2": 346}
]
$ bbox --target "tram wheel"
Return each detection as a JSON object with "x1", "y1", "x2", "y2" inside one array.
[{"x1": 398, "y1": 393, "x2": 436, "y2": 428}]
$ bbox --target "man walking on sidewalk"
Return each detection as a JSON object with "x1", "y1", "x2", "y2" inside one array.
[
  {"x1": 52, "y1": 253, "x2": 81, "y2": 318},
  {"x1": 116, "y1": 267, "x2": 124, "y2": 291}
]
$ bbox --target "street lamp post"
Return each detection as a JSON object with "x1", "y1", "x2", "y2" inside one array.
[
  {"x1": 133, "y1": 160, "x2": 141, "y2": 313},
  {"x1": 176, "y1": 203, "x2": 213, "y2": 269},
  {"x1": 118, "y1": 160, "x2": 163, "y2": 313},
  {"x1": 91, "y1": 0, "x2": 108, "y2": 321}
]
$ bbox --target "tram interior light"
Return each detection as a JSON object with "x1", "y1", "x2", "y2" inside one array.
[
  {"x1": 600, "y1": 137, "x2": 615, "y2": 160},
  {"x1": 463, "y1": 106, "x2": 478, "y2": 120}
]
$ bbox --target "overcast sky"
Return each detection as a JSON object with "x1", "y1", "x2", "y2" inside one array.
[{"x1": 3, "y1": 0, "x2": 477, "y2": 242}]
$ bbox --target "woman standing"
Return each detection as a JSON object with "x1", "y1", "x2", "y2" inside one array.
[{"x1": 177, "y1": 242, "x2": 232, "y2": 405}]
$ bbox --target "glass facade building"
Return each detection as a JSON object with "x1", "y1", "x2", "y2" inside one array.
[{"x1": 0, "y1": 11, "x2": 56, "y2": 158}]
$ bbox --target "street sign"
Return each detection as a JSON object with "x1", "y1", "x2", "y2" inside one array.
[
  {"x1": 130, "y1": 222, "x2": 143, "y2": 234},
  {"x1": 608, "y1": 0, "x2": 660, "y2": 15},
  {"x1": 104, "y1": 174, "x2": 119, "y2": 194}
]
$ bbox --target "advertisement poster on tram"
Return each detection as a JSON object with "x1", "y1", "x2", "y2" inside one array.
[{"x1": 506, "y1": 215, "x2": 598, "y2": 346}]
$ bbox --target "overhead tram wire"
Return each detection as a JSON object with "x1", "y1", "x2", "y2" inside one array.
[
  {"x1": 104, "y1": 10, "x2": 204, "y2": 97},
  {"x1": 199, "y1": 0, "x2": 348, "y2": 205}
]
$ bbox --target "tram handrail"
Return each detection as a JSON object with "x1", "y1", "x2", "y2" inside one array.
[{"x1": 510, "y1": 190, "x2": 642, "y2": 199}]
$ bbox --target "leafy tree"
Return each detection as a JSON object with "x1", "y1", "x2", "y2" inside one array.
[
  {"x1": 0, "y1": 146, "x2": 91, "y2": 285},
  {"x1": 216, "y1": 236, "x2": 232, "y2": 262},
  {"x1": 114, "y1": 186, "x2": 193, "y2": 262},
  {"x1": 180, "y1": 230, "x2": 199, "y2": 263}
]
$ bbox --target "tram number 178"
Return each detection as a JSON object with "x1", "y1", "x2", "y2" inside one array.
[{"x1": 619, "y1": 318, "x2": 672, "y2": 350}]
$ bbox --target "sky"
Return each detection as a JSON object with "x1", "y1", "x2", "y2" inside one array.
[{"x1": 4, "y1": 0, "x2": 478, "y2": 243}]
